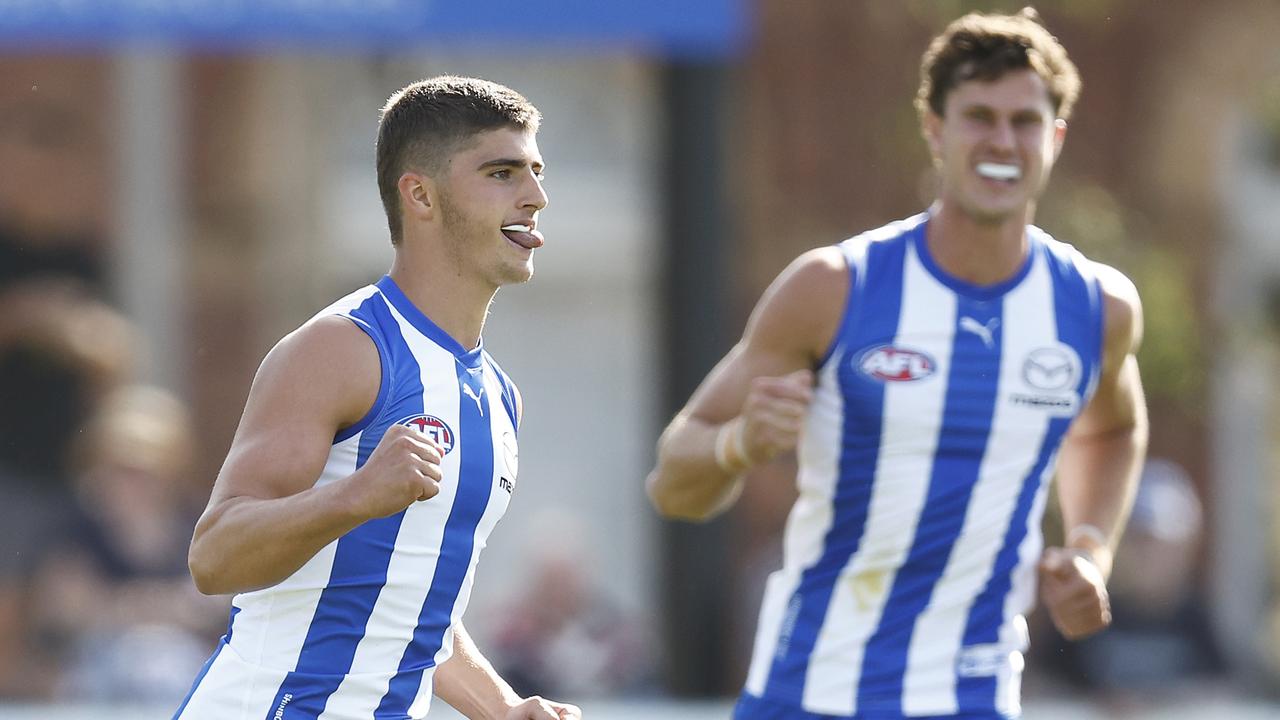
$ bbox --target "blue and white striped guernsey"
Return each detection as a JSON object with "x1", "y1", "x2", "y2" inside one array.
[
  {"x1": 737, "y1": 213, "x2": 1104, "y2": 719},
  {"x1": 176, "y1": 275, "x2": 522, "y2": 720}
]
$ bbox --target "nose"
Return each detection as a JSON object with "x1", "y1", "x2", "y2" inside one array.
[
  {"x1": 989, "y1": 119, "x2": 1016, "y2": 153},
  {"x1": 522, "y1": 173, "x2": 549, "y2": 211}
]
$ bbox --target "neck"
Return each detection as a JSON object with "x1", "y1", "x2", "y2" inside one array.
[
  {"x1": 925, "y1": 199, "x2": 1033, "y2": 286},
  {"x1": 388, "y1": 248, "x2": 496, "y2": 352}
]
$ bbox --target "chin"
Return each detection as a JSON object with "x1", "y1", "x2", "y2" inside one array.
[
  {"x1": 962, "y1": 196, "x2": 1028, "y2": 225},
  {"x1": 497, "y1": 264, "x2": 535, "y2": 286}
]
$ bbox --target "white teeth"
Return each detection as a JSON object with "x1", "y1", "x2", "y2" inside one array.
[
  {"x1": 501, "y1": 224, "x2": 531, "y2": 232},
  {"x1": 976, "y1": 162, "x2": 1020, "y2": 180}
]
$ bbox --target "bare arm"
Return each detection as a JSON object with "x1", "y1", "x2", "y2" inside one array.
[
  {"x1": 646, "y1": 247, "x2": 848, "y2": 521},
  {"x1": 1056, "y1": 265, "x2": 1147, "y2": 577},
  {"x1": 187, "y1": 315, "x2": 444, "y2": 595},
  {"x1": 1039, "y1": 263, "x2": 1147, "y2": 638},
  {"x1": 434, "y1": 623, "x2": 581, "y2": 720}
]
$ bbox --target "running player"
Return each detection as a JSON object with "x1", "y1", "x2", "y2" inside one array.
[
  {"x1": 647, "y1": 9, "x2": 1146, "y2": 719},
  {"x1": 175, "y1": 76, "x2": 581, "y2": 720}
]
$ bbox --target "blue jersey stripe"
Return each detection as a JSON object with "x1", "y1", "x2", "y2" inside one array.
[
  {"x1": 1043, "y1": 241, "x2": 1103, "y2": 398},
  {"x1": 335, "y1": 309, "x2": 393, "y2": 444},
  {"x1": 857, "y1": 294, "x2": 1004, "y2": 712},
  {"x1": 956, "y1": 240, "x2": 1102, "y2": 710},
  {"x1": 955, "y1": 414, "x2": 1068, "y2": 710},
  {"x1": 375, "y1": 361, "x2": 496, "y2": 715},
  {"x1": 483, "y1": 352, "x2": 520, "y2": 433},
  {"x1": 377, "y1": 275, "x2": 486, "y2": 367},
  {"x1": 815, "y1": 246, "x2": 860, "y2": 369},
  {"x1": 265, "y1": 297, "x2": 423, "y2": 720},
  {"x1": 763, "y1": 235, "x2": 907, "y2": 702}
]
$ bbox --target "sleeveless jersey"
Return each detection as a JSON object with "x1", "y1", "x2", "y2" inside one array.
[
  {"x1": 738, "y1": 213, "x2": 1104, "y2": 719},
  {"x1": 175, "y1": 275, "x2": 522, "y2": 720}
]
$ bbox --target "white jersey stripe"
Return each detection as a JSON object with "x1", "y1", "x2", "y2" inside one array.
[
  {"x1": 902, "y1": 248, "x2": 1054, "y2": 715},
  {"x1": 743, "y1": 351, "x2": 845, "y2": 697},
  {"x1": 320, "y1": 304, "x2": 461, "y2": 719},
  {"x1": 803, "y1": 241, "x2": 957, "y2": 715}
]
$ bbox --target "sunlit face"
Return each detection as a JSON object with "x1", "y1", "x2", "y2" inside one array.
[
  {"x1": 923, "y1": 68, "x2": 1065, "y2": 224},
  {"x1": 435, "y1": 127, "x2": 548, "y2": 288}
]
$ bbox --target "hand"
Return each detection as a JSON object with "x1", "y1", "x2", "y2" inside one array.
[
  {"x1": 1038, "y1": 546, "x2": 1111, "y2": 639},
  {"x1": 502, "y1": 696, "x2": 582, "y2": 719},
  {"x1": 344, "y1": 423, "x2": 444, "y2": 519},
  {"x1": 735, "y1": 369, "x2": 815, "y2": 467}
]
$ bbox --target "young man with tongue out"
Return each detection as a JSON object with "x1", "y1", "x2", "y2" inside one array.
[
  {"x1": 649, "y1": 8, "x2": 1146, "y2": 720},
  {"x1": 175, "y1": 77, "x2": 580, "y2": 720}
]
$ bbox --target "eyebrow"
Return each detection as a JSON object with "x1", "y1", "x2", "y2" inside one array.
[{"x1": 477, "y1": 157, "x2": 545, "y2": 172}]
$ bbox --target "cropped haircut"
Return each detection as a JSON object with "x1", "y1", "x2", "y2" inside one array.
[
  {"x1": 917, "y1": 7, "x2": 1081, "y2": 122},
  {"x1": 376, "y1": 76, "x2": 541, "y2": 244}
]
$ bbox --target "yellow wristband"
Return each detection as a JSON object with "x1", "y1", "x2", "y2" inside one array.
[
  {"x1": 1066, "y1": 524, "x2": 1113, "y2": 577},
  {"x1": 714, "y1": 419, "x2": 750, "y2": 474},
  {"x1": 1066, "y1": 524, "x2": 1109, "y2": 551}
]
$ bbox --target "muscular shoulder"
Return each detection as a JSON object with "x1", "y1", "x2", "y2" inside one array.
[
  {"x1": 255, "y1": 313, "x2": 382, "y2": 429},
  {"x1": 745, "y1": 245, "x2": 849, "y2": 367},
  {"x1": 1091, "y1": 261, "x2": 1144, "y2": 366}
]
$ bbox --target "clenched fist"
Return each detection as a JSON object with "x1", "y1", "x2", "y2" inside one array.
[
  {"x1": 345, "y1": 423, "x2": 445, "y2": 520},
  {"x1": 719, "y1": 369, "x2": 815, "y2": 472},
  {"x1": 504, "y1": 696, "x2": 582, "y2": 719},
  {"x1": 1038, "y1": 546, "x2": 1111, "y2": 639}
]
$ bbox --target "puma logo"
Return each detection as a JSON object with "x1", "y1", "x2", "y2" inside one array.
[
  {"x1": 462, "y1": 383, "x2": 484, "y2": 416},
  {"x1": 959, "y1": 316, "x2": 999, "y2": 349}
]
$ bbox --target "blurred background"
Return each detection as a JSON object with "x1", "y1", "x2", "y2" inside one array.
[{"x1": 0, "y1": 0, "x2": 1278, "y2": 717}]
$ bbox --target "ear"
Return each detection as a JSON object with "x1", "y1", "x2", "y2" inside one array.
[
  {"x1": 1052, "y1": 118, "x2": 1068, "y2": 160},
  {"x1": 397, "y1": 171, "x2": 435, "y2": 225},
  {"x1": 922, "y1": 111, "x2": 944, "y2": 167}
]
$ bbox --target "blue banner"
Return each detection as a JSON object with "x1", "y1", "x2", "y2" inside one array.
[{"x1": 0, "y1": 0, "x2": 748, "y2": 56}]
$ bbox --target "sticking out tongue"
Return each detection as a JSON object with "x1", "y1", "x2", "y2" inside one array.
[{"x1": 501, "y1": 224, "x2": 544, "y2": 249}]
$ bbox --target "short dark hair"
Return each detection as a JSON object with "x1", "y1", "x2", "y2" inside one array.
[
  {"x1": 376, "y1": 76, "x2": 541, "y2": 244},
  {"x1": 917, "y1": 7, "x2": 1081, "y2": 121}
]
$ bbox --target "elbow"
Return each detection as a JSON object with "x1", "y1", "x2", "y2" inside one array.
[
  {"x1": 664, "y1": 504, "x2": 720, "y2": 523},
  {"x1": 188, "y1": 555, "x2": 218, "y2": 596},
  {"x1": 186, "y1": 497, "x2": 255, "y2": 596},
  {"x1": 188, "y1": 540, "x2": 227, "y2": 596},
  {"x1": 188, "y1": 521, "x2": 243, "y2": 596},
  {"x1": 646, "y1": 470, "x2": 719, "y2": 523}
]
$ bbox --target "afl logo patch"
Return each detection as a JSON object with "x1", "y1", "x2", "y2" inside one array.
[
  {"x1": 858, "y1": 345, "x2": 936, "y2": 382},
  {"x1": 399, "y1": 414, "x2": 456, "y2": 455}
]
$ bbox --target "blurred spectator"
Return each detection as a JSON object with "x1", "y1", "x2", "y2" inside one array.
[
  {"x1": 0, "y1": 280, "x2": 134, "y2": 485},
  {"x1": 490, "y1": 510, "x2": 653, "y2": 699},
  {"x1": 0, "y1": 280, "x2": 136, "y2": 698},
  {"x1": 25, "y1": 385, "x2": 226, "y2": 704}
]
